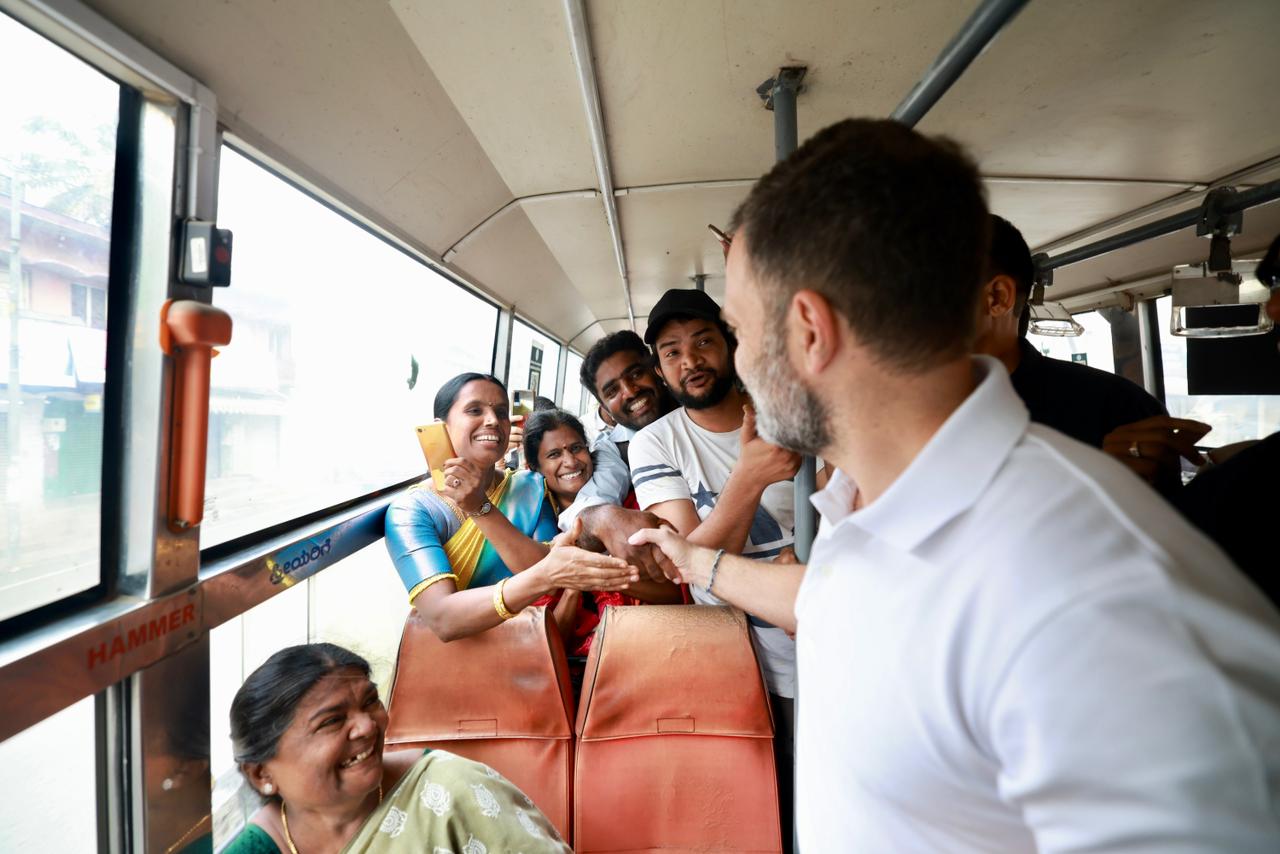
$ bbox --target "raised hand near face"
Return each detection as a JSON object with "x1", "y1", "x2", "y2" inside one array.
[{"x1": 739, "y1": 405, "x2": 802, "y2": 488}]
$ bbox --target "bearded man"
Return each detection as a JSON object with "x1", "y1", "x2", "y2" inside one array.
[
  {"x1": 632, "y1": 118, "x2": 1280, "y2": 852},
  {"x1": 625, "y1": 286, "x2": 802, "y2": 845}
]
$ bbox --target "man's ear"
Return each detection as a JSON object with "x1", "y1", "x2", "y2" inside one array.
[
  {"x1": 790, "y1": 289, "x2": 840, "y2": 376},
  {"x1": 986, "y1": 275, "x2": 1019, "y2": 319}
]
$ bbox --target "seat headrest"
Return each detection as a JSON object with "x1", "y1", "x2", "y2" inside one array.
[
  {"x1": 386, "y1": 605, "x2": 574, "y2": 743},
  {"x1": 576, "y1": 605, "x2": 773, "y2": 740}
]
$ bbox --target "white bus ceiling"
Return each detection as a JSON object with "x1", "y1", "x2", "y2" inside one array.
[{"x1": 68, "y1": 0, "x2": 1280, "y2": 349}]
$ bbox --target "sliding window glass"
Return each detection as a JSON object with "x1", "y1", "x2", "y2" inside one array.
[
  {"x1": 0, "y1": 13, "x2": 119, "y2": 620},
  {"x1": 1030, "y1": 310, "x2": 1116, "y2": 374},
  {"x1": 508, "y1": 318, "x2": 561, "y2": 403},
  {"x1": 204, "y1": 147, "x2": 499, "y2": 547},
  {"x1": 563, "y1": 351, "x2": 586, "y2": 415}
]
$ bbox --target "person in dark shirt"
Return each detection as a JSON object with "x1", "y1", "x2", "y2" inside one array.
[
  {"x1": 1174, "y1": 234, "x2": 1280, "y2": 604},
  {"x1": 974, "y1": 214, "x2": 1208, "y2": 491}
]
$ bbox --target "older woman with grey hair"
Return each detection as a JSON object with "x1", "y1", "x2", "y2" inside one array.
[{"x1": 221, "y1": 642, "x2": 569, "y2": 853}]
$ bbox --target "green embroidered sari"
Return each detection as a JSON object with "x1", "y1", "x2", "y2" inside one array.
[{"x1": 222, "y1": 750, "x2": 570, "y2": 854}]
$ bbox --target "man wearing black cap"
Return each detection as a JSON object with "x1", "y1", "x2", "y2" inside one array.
[{"x1": 628, "y1": 286, "x2": 801, "y2": 842}]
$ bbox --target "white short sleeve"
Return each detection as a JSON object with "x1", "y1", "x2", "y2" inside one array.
[{"x1": 628, "y1": 423, "x2": 691, "y2": 510}]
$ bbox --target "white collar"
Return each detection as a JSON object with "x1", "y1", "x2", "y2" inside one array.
[
  {"x1": 608, "y1": 423, "x2": 637, "y2": 443},
  {"x1": 811, "y1": 356, "x2": 1030, "y2": 552}
]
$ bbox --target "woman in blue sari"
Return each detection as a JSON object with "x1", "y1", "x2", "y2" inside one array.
[{"x1": 385, "y1": 372, "x2": 640, "y2": 641}]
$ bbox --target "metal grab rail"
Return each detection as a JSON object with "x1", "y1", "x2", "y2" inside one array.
[
  {"x1": 0, "y1": 477, "x2": 418, "y2": 744},
  {"x1": 1041, "y1": 178, "x2": 1280, "y2": 271},
  {"x1": 891, "y1": 0, "x2": 1031, "y2": 128}
]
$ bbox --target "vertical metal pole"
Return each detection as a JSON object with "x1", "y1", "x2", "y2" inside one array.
[
  {"x1": 767, "y1": 72, "x2": 806, "y2": 854},
  {"x1": 768, "y1": 76, "x2": 817, "y2": 566},
  {"x1": 771, "y1": 82, "x2": 798, "y2": 164},
  {"x1": 1138, "y1": 298, "x2": 1166, "y2": 404},
  {"x1": 692, "y1": 273, "x2": 707, "y2": 292}
]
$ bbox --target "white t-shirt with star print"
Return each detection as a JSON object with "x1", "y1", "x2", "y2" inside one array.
[{"x1": 629, "y1": 407, "x2": 796, "y2": 698}]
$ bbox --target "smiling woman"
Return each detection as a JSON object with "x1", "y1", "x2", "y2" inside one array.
[
  {"x1": 222, "y1": 643, "x2": 569, "y2": 852},
  {"x1": 383, "y1": 373, "x2": 641, "y2": 643}
]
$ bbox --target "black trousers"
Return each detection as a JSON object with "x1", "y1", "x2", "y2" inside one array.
[{"x1": 770, "y1": 693, "x2": 795, "y2": 854}]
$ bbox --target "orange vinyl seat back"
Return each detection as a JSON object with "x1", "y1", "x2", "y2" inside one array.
[
  {"x1": 574, "y1": 604, "x2": 781, "y2": 853},
  {"x1": 384, "y1": 605, "x2": 576, "y2": 843}
]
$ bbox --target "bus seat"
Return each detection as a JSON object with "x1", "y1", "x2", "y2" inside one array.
[
  {"x1": 384, "y1": 605, "x2": 575, "y2": 843},
  {"x1": 573, "y1": 605, "x2": 782, "y2": 853}
]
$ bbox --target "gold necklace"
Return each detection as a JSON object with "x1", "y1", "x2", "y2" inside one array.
[
  {"x1": 281, "y1": 783, "x2": 383, "y2": 854},
  {"x1": 164, "y1": 813, "x2": 210, "y2": 854}
]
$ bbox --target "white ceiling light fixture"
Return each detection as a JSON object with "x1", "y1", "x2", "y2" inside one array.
[
  {"x1": 1169, "y1": 260, "x2": 1273, "y2": 339},
  {"x1": 1028, "y1": 300, "x2": 1084, "y2": 337}
]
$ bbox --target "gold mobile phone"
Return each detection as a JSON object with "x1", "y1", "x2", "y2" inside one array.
[
  {"x1": 415, "y1": 422, "x2": 455, "y2": 491},
  {"x1": 509, "y1": 390, "x2": 536, "y2": 469},
  {"x1": 511, "y1": 389, "x2": 536, "y2": 420}
]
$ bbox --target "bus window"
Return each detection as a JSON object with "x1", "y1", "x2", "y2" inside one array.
[
  {"x1": 1030, "y1": 309, "x2": 1116, "y2": 374},
  {"x1": 562, "y1": 350, "x2": 586, "y2": 415},
  {"x1": 0, "y1": 695, "x2": 97, "y2": 850},
  {"x1": 0, "y1": 13, "x2": 120, "y2": 622},
  {"x1": 1156, "y1": 295, "x2": 1280, "y2": 445},
  {"x1": 203, "y1": 147, "x2": 500, "y2": 548},
  {"x1": 209, "y1": 542, "x2": 408, "y2": 848},
  {"x1": 508, "y1": 318, "x2": 561, "y2": 403}
]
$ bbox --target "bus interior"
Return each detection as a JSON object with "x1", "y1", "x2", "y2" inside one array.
[{"x1": 1, "y1": 0, "x2": 1278, "y2": 850}]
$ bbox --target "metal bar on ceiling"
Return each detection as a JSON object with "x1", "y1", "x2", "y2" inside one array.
[
  {"x1": 1033, "y1": 152, "x2": 1280, "y2": 256},
  {"x1": 1041, "y1": 178, "x2": 1280, "y2": 271},
  {"x1": 442, "y1": 189, "x2": 598, "y2": 262},
  {"x1": 891, "y1": 0, "x2": 1031, "y2": 128},
  {"x1": 563, "y1": 0, "x2": 636, "y2": 331}
]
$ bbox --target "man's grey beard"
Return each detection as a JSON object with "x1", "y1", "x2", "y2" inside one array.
[{"x1": 748, "y1": 332, "x2": 832, "y2": 457}]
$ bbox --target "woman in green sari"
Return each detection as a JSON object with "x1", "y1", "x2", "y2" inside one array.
[
  {"x1": 222, "y1": 643, "x2": 571, "y2": 853},
  {"x1": 385, "y1": 372, "x2": 641, "y2": 641}
]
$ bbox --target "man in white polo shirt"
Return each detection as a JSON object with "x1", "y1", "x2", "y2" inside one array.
[{"x1": 633, "y1": 118, "x2": 1280, "y2": 851}]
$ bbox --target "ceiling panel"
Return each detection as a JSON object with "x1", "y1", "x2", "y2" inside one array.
[
  {"x1": 84, "y1": 0, "x2": 513, "y2": 253},
  {"x1": 617, "y1": 185, "x2": 751, "y2": 319},
  {"x1": 391, "y1": 0, "x2": 597, "y2": 197},
  {"x1": 521, "y1": 194, "x2": 629, "y2": 323},
  {"x1": 448, "y1": 207, "x2": 596, "y2": 343},
  {"x1": 920, "y1": 0, "x2": 1280, "y2": 183},
  {"x1": 590, "y1": 0, "x2": 979, "y2": 188},
  {"x1": 986, "y1": 179, "x2": 1193, "y2": 249}
]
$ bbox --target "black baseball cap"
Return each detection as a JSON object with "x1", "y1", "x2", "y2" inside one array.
[{"x1": 643, "y1": 288, "x2": 725, "y2": 347}]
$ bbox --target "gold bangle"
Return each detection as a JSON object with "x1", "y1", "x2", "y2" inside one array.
[{"x1": 493, "y1": 577, "x2": 517, "y2": 621}]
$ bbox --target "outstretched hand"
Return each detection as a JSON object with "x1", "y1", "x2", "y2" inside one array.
[
  {"x1": 1101, "y1": 416, "x2": 1211, "y2": 484},
  {"x1": 540, "y1": 518, "x2": 642, "y2": 592}
]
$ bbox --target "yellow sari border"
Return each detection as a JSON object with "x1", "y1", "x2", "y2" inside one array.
[{"x1": 407, "y1": 572, "x2": 458, "y2": 606}]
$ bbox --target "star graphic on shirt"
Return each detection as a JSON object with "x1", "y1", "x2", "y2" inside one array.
[{"x1": 691, "y1": 482, "x2": 719, "y2": 511}]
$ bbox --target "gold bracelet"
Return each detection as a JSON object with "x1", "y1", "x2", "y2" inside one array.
[{"x1": 493, "y1": 577, "x2": 516, "y2": 621}]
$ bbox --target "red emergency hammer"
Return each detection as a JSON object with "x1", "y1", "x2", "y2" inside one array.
[{"x1": 160, "y1": 299, "x2": 233, "y2": 531}]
